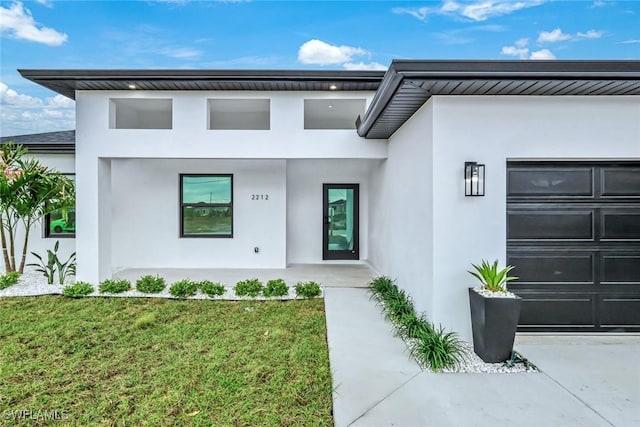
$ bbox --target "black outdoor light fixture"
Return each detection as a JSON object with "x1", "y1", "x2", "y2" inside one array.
[{"x1": 465, "y1": 161, "x2": 485, "y2": 197}]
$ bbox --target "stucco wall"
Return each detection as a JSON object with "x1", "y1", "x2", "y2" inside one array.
[
  {"x1": 76, "y1": 91, "x2": 387, "y2": 159},
  {"x1": 368, "y1": 100, "x2": 435, "y2": 315},
  {"x1": 109, "y1": 158, "x2": 287, "y2": 271},
  {"x1": 0, "y1": 153, "x2": 75, "y2": 275},
  {"x1": 430, "y1": 95, "x2": 640, "y2": 341},
  {"x1": 286, "y1": 159, "x2": 378, "y2": 265},
  {"x1": 370, "y1": 95, "x2": 640, "y2": 342}
]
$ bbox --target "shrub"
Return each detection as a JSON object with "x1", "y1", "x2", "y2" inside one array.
[
  {"x1": 368, "y1": 276, "x2": 465, "y2": 372},
  {"x1": 199, "y1": 280, "x2": 225, "y2": 297},
  {"x1": 295, "y1": 281, "x2": 321, "y2": 299},
  {"x1": 264, "y1": 278, "x2": 289, "y2": 297},
  {"x1": 0, "y1": 271, "x2": 20, "y2": 290},
  {"x1": 99, "y1": 278, "x2": 131, "y2": 294},
  {"x1": 136, "y1": 275, "x2": 166, "y2": 294},
  {"x1": 410, "y1": 326, "x2": 465, "y2": 372},
  {"x1": 62, "y1": 281, "x2": 94, "y2": 298},
  {"x1": 369, "y1": 276, "x2": 396, "y2": 298},
  {"x1": 235, "y1": 279, "x2": 264, "y2": 297},
  {"x1": 134, "y1": 313, "x2": 156, "y2": 329},
  {"x1": 380, "y1": 287, "x2": 414, "y2": 322},
  {"x1": 398, "y1": 312, "x2": 434, "y2": 339},
  {"x1": 169, "y1": 279, "x2": 198, "y2": 298}
]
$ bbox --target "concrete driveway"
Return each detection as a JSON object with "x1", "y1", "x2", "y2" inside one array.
[{"x1": 324, "y1": 287, "x2": 640, "y2": 427}]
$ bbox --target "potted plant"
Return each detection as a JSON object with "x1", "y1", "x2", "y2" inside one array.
[{"x1": 468, "y1": 260, "x2": 521, "y2": 363}]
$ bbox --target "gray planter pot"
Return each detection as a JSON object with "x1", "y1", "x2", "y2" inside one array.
[{"x1": 468, "y1": 288, "x2": 522, "y2": 363}]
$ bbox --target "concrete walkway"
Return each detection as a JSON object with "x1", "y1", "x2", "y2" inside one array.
[{"x1": 324, "y1": 288, "x2": 640, "y2": 427}]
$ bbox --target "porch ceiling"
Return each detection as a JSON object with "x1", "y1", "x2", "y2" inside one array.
[{"x1": 357, "y1": 60, "x2": 640, "y2": 139}]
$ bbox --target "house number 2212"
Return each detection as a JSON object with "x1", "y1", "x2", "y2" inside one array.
[{"x1": 251, "y1": 194, "x2": 269, "y2": 200}]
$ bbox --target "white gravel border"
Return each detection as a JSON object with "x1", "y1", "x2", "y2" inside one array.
[
  {"x1": 374, "y1": 297, "x2": 537, "y2": 374},
  {"x1": 0, "y1": 269, "x2": 322, "y2": 300}
]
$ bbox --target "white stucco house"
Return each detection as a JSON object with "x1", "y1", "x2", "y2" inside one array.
[{"x1": 3, "y1": 60, "x2": 639, "y2": 340}]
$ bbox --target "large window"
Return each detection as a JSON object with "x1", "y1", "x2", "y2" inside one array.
[
  {"x1": 45, "y1": 174, "x2": 75, "y2": 238},
  {"x1": 180, "y1": 174, "x2": 233, "y2": 238}
]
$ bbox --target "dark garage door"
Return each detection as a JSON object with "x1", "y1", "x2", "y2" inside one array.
[{"x1": 507, "y1": 162, "x2": 640, "y2": 332}]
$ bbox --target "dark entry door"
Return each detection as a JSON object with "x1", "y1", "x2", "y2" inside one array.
[
  {"x1": 323, "y1": 184, "x2": 359, "y2": 260},
  {"x1": 507, "y1": 161, "x2": 640, "y2": 332}
]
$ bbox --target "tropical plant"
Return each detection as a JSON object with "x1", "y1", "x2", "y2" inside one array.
[
  {"x1": 169, "y1": 279, "x2": 198, "y2": 298},
  {"x1": 62, "y1": 281, "x2": 94, "y2": 298},
  {"x1": 294, "y1": 281, "x2": 322, "y2": 298},
  {"x1": 469, "y1": 260, "x2": 518, "y2": 292},
  {"x1": 468, "y1": 259, "x2": 518, "y2": 292},
  {"x1": 198, "y1": 280, "x2": 225, "y2": 297},
  {"x1": 136, "y1": 275, "x2": 166, "y2": 293},
  {"x1": 27, "y1": 241, "x2": 76, "y2": 285},
  {"x1": 99, "y1": 278, "x2": 131, "y2": 294},
  {"x1": 264, "y1": 278, "x2": 289, "y2": 297},
  {"x1": 235, "y1": 279, "x2": 264, "y2": 297},
  {"x1": 0, "y1": 142, "x2": 75, "y2": 273},
  {"x1": 0, "y1": 271, "x2": 20, "y2": 290}
]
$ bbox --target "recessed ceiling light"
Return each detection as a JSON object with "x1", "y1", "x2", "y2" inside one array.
[
  {"x1": 329, "y1": 84, "x2": 337, "y2": 90},
  {"x1": 128, "y1": 84, "x2": 137, "y2": 89},
  {"x1": 328, "y1": 104, "x2": 333, "y2": 108}
]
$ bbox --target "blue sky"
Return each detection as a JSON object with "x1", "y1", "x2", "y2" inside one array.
[{"x1": 1, "y1": 0, "x2": 639, "y2": 136}]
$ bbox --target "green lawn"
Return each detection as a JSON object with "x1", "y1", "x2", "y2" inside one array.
[{"x1": 0, "y1": 296, "x2": 332, "y2": 426}]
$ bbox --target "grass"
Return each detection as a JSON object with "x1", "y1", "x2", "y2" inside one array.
[{"x1": 0, "y1": 296, "x2": 332, "y2": 426}]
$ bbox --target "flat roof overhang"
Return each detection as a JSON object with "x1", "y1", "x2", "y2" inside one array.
[
  {"x1": 17, "y1": 69, "x2": 386, "y2": 100},
  {"x1": 356, "y1": 60, "x2": 640, "y2": 139}
]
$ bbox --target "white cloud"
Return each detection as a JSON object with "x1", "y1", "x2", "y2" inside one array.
[
  {"x1": 501, "y1": 39, "x2": 556, "y2": 60},
  {"x1": 0, "y1": 82, "x2": 75, "y2": 136},
  {"x1": 576, "y1": 29, "x2": 604, "y2": 39},
  {"x1": 515, "y1": 37, "x2": 529, "y2": 48},
  {"x1": 158, "y1": 47, "x2": 202, "y2": 59},
  {"x1": 343, "y1": 62, "x2": 387, "y2": 71},
  {"x1": 392, "y1": 6, "x2": 431, "y2": 21},
  {"x1": 590, "y1": 1, "x2": 608, "y2": 8},
  {"x1": 529, "y1": 48, "x2": 556, "y2": 59},
  {"x1": 394, "y1": 1, "x2": 545, "y2": 22},
  {"x1": 538, "y1": 28, "x2": 604, "y2": 43},
  {"x1": 35, "y1": 0, "x2": 53, "y2": 7},
  {"x1": 537, "y1": 28, "x2": 571, "y2": 43},
  {"x1": 0, "y1": 1, "x2": 68, "y2": 46},
  {"x1": 501, "y1": 45, "x2": 529, "y2": 59},
  {"x1": 620, "y1": 39, "x2": 640, "y2": 44},
  {"x1": 298, "y1": 39, "x2": 368, "y2": 65}
]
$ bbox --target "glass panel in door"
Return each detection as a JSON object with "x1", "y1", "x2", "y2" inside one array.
[{"x1": 323, "y1": 184, "x2": 359, "y2": 260}]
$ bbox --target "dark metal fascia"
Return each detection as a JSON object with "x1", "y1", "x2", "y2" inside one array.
[{"x1": 356, "y1": 63, "x2": 406, "y2": 138}]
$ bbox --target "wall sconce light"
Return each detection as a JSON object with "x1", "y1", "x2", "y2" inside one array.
[{"x1": 465, "y1": 161, "x2": 485, "y2": 197}]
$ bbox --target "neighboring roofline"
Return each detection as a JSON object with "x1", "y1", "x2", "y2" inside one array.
[
  {"x1": 357, "y1": 60, "x2": 640, "y2": 138},
  {"x1": 18, "y1": 69, "x2": 386, "y2": 100},
  {"x1": 0, "y1": 130, "x2": 75, "y2": 154}
]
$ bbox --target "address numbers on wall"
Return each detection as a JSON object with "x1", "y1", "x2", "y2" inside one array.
[{"x1": 251, "y1": 194, "x2": 269, "y2": 200}]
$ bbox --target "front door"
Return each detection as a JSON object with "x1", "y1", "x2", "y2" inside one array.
[{"x1": 323, "y1": 184, "x2": 359, "y2": 260}]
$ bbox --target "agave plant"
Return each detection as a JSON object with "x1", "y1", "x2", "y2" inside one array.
[{"x1": 468, "y1": 259, "x2": 518, "y2": 292}]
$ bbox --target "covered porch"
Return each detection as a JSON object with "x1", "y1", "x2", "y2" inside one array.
[{"x1": 113, "y1": 263, "x2": 377, "y2": 288}]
